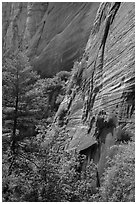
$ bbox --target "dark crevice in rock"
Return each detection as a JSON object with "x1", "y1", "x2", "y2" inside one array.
[{"x1": 35, "y1": 20, "x2": 46, "y2": 56}]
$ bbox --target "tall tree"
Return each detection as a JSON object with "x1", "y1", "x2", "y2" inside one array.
[{"x1": 2, "y1": 52, "x2": 39, "y2": 158}]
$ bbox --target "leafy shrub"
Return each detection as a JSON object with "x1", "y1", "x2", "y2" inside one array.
[
  {"x1": 90, "y1": 142, "x2": 135, "y2": 202},
  {"x1": 56, "y1": 70, "x2": 71, "y2": 82},
  {"x1": 2, "y1": 127, "x2": 98, "y2": 202},
  {"x1": 66, "y1": 60, "x2": 85, "y2": 94},
  {"x1": 116, "y1": 127, "x2": 133, "y2": 142},
  {"x1": 3, "y1": 123, "x2": 135, "y2": 202}
]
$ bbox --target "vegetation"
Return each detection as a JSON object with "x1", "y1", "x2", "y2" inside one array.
[
  {"x1": 3, "y1": 124, "x2": 135, "y2": 202},
  {"x1": 2, "y1": 52, "x2": 69, "y2": 137},
  {"x1": 2, "y1": 126, "x2": 99, "y2": 202},
  {"x1": 2, "y1": 51, "x2": 135, "y2": 202},
  {"x1": 3, "y1": 52, "x2": 39, "y2": 153},
  {"x1": 66, "y1": 59, "x2": 86, "y2": 94},
  {"x1": 90, "y1": 142, "x2": 135, "y2": 202},
  {"x1": 2, "y1": 51, "x2": 69, "y2": 176}
]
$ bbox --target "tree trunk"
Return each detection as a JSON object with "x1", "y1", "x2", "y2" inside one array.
[
  {"x1": 9, "y1": 68, "x2": 19, "y2": 175},
  {"x1": 10, "y1": 93, "x2": 18, "y2": 154}
]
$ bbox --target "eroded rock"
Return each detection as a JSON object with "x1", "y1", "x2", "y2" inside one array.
[
  {"x1": 55, "y1": 2, "x2": 135, "y2": 178},
  {"x1": 2, "y1": 2, "x2": 100, "y2": 77}
]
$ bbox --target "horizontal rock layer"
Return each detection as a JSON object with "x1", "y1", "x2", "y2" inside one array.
[{"x1": 53, "y1": 2, "x2": 135, "y2": 176}]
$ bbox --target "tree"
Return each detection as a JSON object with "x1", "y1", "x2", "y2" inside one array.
[
  {"x1": 2, "y1": 51, "x2": 40, "y2": 172},
  {"x1": 27, "y1": 72, "x2": 70, "y2": 133},
  {"x1": 2, "y1": 125, "x2": 98, "y2": 202}
]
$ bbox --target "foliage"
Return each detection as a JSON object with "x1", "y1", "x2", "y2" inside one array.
[
  {"x1": 56, "y1": 70, "x2": 71, "y2": 82},
  {"x1": 59, "y1": 155, "x2": 98, "y2": 202},
  {"x1": 2, "y1": 52, "x2": 40, "y2": 139},
  {"x1": 2, "y1": 52, "x2": 135, "y2": 202},
  {"x1": 90, "y1": 142, "x2": 135, "y2": 202},
  {"x1": 66, "y1": 59, "x2": 86, "y2": 95},
  {"x1": 28, "y1": 71, "x2": 69, "y2": 120},
  {"x1": 2, "y1": 52, "x2": 69, "y2": 141},
  {"x1": 116, "y1": 127, "x2": 133, "y2": 142},
  {"x1": 2, "y1": 127, "x2": 98, "y2": 202},
  {"x1": 2, "y1": 125, "x2": 135, "y2": 202}
]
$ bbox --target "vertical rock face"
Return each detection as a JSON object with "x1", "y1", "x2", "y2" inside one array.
[
  {"x1": 3, "y1": 2, "x2": 135, "y2": 178},
  {"x1": 2, "y1": 2, "x2": 100, "y2": 76},
  {"x1": 30, "y1": 3, "x2": 100, "y2": 76},
  {"x1": 54, "y1": 2, "x2": 135, "y2": 176},
  {"x1": 2, "y1": 2, "x2": 27, "y2": 52},
  {"x1": 24, "y1": 3, "x2": 48, "y2": 48}
]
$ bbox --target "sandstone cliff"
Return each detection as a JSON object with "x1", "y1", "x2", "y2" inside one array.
[
  {"x1": 52, "y1": 2, "x2": 135, "y2": 177},
  {"x1": 2, "y1": 1, "x2": 135, "y2": 180},
  {"x1": 2, "y1": 2, "x2": 99, "y2": 77}
]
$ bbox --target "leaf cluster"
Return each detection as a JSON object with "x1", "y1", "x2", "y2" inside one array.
[{"x1": 90, "y1": 142, "x2": 135, "y2": 202}]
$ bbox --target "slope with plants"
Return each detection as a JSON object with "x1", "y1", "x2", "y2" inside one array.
[{"x1": 2, "y1": 2, "x2": 135, "y2": 202}]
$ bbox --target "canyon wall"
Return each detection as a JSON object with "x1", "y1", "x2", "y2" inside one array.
[
  {"x1": 3, "y1": 2, "x2": 135, "y2": 179},
  {"x1": 52, "y1": 2, "x2": 135, "y2": 177},
  {"x1": 2, "y1": 2, "x2": 99, "y2": 77}
]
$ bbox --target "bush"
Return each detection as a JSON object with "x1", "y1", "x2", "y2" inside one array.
[
  {"x1": 56, "y1": 71, "x2": 71, "y2": 82},
  {"x1": 2, "y1": 127, "x2": 98, "y2": 202},
  {"x1": 116, "y1": 127, "x2": 133, "y2": 142},
  {"x1": 90, "y1": 142, "x2": 135, "y2": 202}
]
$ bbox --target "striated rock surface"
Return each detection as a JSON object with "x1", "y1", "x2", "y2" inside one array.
[
  {"x1": 2, "y1": 2, "x2": 99, "y2": 77},
  {"x1": 2, "y1": 2, "x2": 28, "y2": 53},
  {"x1": 3, "y1": 1, "x2": 135, "y2": 180},
  {"x1": 52, "y1": 2, "x2": 135, "y2": 177}
]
